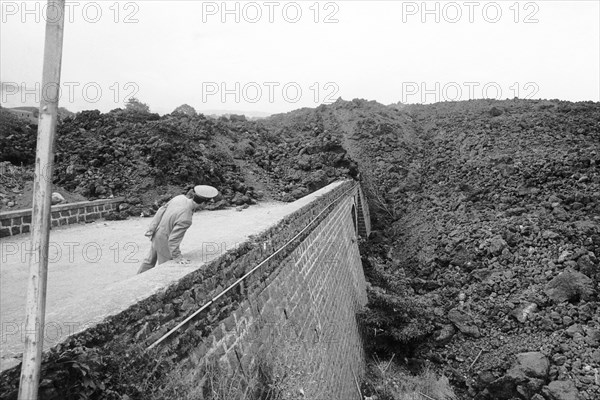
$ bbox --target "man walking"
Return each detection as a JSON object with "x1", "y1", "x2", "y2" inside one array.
[{"x1": 137, "y1": 185, "x2": 219, "y2": 274}]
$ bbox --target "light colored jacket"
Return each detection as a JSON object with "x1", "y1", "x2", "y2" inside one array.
[{"x1": 146, "y1": 195, "x2": 194, "y2": 260}]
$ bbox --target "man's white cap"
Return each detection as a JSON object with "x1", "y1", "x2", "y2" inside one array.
[{"x1": 193, "y1": 185, "x2": 219, "y2": 199}]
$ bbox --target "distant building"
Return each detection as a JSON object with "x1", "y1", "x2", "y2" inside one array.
[{"x1": 5, "y1": 108, "x2": 38, "y2": 124}]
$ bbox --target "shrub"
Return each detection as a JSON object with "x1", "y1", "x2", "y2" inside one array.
[{"x1": 359, "y1": 254, "x2": 435, "y2": 356}]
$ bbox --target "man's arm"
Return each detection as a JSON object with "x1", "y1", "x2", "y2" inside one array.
[
  {"x1": 145, "y1": 203, "x2": 169, "y2": 238},
  {"x1": 168, "y1": 220, "x2": 192, "y2": 260}
]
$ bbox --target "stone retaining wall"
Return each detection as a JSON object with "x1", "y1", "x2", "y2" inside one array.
[
  {"x1": 0, "y1": 198, "x2": 124, "y2": 238},
  {"x1": 192, "y1": 184, "x2": 369, "y2": 399}
]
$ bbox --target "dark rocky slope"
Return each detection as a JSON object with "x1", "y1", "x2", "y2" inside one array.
[
  {"x1": 0, "y1": 108, "x2": 355, "y2": 214},
  {"x1": 266, "y1": 98, "x2": 600, "y2": 400}
]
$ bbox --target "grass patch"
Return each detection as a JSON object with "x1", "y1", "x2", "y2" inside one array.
[
  {"x1": 150, "y1": 326, "x2": 324, "y2": 400},
  {"x1": 363, "y1": 356, "x2": 457, "y2": 400}
]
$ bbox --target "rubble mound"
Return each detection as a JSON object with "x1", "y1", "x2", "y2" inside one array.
[
  {"x1": 268, "y1": 98, "x2": 600, "y2": 400},
  {"x1": 0, "y1": 108, "x2": 355, "y2": 213}
]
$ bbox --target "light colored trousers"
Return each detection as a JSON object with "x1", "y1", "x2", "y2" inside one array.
[{"x1": 137, "y1": 241, "x2": 172, "y2": 274}]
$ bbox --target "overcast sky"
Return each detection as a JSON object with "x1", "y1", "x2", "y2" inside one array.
[{"x1": 1, "y1": 0, "x2": 599, "y2": 115}]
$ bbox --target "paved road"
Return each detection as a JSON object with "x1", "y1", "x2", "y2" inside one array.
[{"x1": 0, "y1": 184, "x2": 341, "y2": 371}]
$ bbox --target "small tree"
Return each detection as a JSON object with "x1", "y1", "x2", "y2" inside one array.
[
  {"x1": 124, "y1": 97, "x2": 150, "y2": 113},
  {"x1": 172, "y1": 104, "x2": 197, "y2": 116}
]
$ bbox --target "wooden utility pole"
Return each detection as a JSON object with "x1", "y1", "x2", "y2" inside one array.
[{"x1": 18, "y1": 1, "x2": 66, "y2": 399}]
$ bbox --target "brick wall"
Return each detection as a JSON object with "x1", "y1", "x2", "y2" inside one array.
[
  {"x1": 0, "y1": 181, "x2": 369, "y2": 400},
  {"x1": 0, "y1": 198, "x2": 124, "y2": 238},
  {"x1": 189, "y1": 188, "x2": 368, "y2": 399}
]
